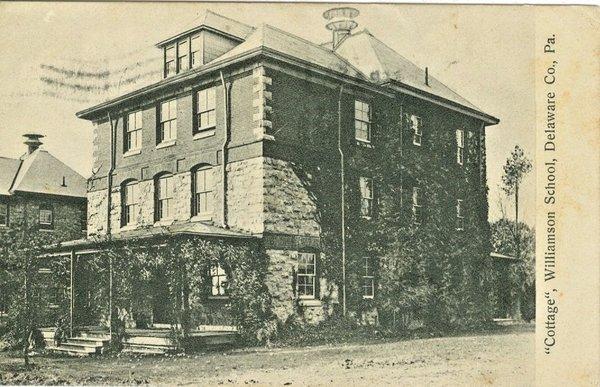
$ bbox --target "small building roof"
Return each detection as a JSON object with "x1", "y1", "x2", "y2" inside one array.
[{"x1": 0, "y1": 149, "x2": 86, "y2": 199}]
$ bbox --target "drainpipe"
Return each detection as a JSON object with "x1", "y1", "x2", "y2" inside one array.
[
  {"x1": 106, "y1": 112, "x2": 117, "y2": 339},
  {"x1": 337, "y1": 85, "x2": 346, "y2": 317},
  {"x1": 219, "y1": 71, "x2": 230, "y2": 229}
]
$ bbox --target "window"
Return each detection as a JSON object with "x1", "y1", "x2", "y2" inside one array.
[
  {"x1": 192, "y1": 166, "x2": 214, "y2": 216},
  {"x1": 456, "y1": 129, "x2": 465, "y2": 165},
  {"x1": 362, "y1": 257, "x2": 375, "y2": 299},
  {"x1": 0, "y1": 203, "x2": 8, "y2": 226},
  {"x1": 121, "y1": 181, "x2": 139, "y2": 226},
  {"x1": 177, "y1": 39, "x2": 189, "y2": 72},
  {"x1": 196, "y1": 87, "x2": 216, "y2": 132},
  {"x1": 39, "y1": 204, "x2": 54, "y2": 229},
  {"x1": 159, "y1": 99, "x2": 177, "y2": 144},
  {"x1": 410, "y1": 114, "x2": 423, "y2": 146},
  {"x1": 412, "y1": 187, "x2": 422, "y2": 224},
  {"x1": 125, "y1": 110, "x2": 142, "y2": 152},
  {"x1": 456, "y1": 199, "x2": 464, "y2": 231},
  {"x1": 210, "y1": 262, "x2": 228, "y2": 296},
  {"x1": 165, "y1": 45, "x2": 176, "y2": 77},
  {"x1": 359, "y1": 176, "x2": 374, "y2": 218},
  {"x1": 155, "y1": 175, "x2": 174, "y2": 221},
  {"x1": 354, "y1": 100, "x2": 371, "y2": 142},
  {"x1": 297, "y1": 252, "x2": 317, "y2": 298},
  {"x1": 191, "y1": 34, "x2": 202, "y2": 67}
]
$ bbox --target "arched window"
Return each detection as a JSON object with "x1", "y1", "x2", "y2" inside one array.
[
  {"x1": 192, "y1": 165, "x2": 214, "y2": 217},
  {"x1": 121, "y1": 180, "x2": 139, "y2": 227},
  {"x1": 155, "y1": 174, "x2": 174, "y2": 221}
]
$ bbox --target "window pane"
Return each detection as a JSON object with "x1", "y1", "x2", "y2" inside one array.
[{"x1": 0, "y1": 203, "x2": 7, "y2": 225}]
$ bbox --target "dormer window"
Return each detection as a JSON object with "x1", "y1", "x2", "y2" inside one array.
[
  {"x1": 191, "y1": 34, "x2": 202, "y2": 67},
  {"x1": 177, "y1": 39, "x2": 189, "y2": 72},
  {"x1": 165, "y1": 45, "x2": 176, "y2": 77}
]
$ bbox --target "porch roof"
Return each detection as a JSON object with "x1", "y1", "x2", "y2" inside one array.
[{"x1": 44, "y1": 222, "x2": 257, "y2": 255}]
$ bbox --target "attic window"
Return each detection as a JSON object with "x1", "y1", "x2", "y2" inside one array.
[
  {"x1": 0, "y1": 203, "x2": 8, "y2": 226},
  {"x1": 39, "y1": 204, "x2": 54, "y2": 230}
]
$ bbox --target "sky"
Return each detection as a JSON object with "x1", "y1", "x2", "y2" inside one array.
[{"x1": 0, "y1": 2, "x2": 535, "y2": 226}]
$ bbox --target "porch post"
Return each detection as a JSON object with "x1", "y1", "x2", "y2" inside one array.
[
  {"x1": 69, "y1": 250, "x2": 75, "y2": 337},
  {"x1": 108, "y1": 253, "x2": 113, "y2": 339}
]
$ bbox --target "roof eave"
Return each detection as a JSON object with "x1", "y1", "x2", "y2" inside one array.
[{"x1": 382, "y1": 79, "x2": 499, "y2": 125}]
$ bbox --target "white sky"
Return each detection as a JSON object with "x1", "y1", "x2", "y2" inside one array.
[{"x1": 0, "y1": 3, "x2": 535, "y2": 226}]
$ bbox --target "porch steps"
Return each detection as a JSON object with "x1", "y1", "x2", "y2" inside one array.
[
  {"x1": 44, "y1": 330, "x2": 110, "y2": 357},
  {"x1": 122, "y1": 336, "x2": 176, "y2": 355}
]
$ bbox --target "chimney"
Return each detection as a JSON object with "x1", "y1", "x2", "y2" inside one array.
[
  {"x1": 323, "y1": 7, "x2": 359, "y2": 49},
  {"x1": 425, "y1": 67, "x2": 429, "y2": 86},
  {"x1": 23, "y1": 133, "x2": 44, "y2": 154}
]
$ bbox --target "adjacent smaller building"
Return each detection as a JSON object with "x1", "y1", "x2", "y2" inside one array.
[{"x1": 0, "y1": 134, "x2": 87, "y2": 314}]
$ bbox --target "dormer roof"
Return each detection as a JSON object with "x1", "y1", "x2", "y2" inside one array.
[{"x1": 156, "y1": 10, "x2": 255, "y2": 48}]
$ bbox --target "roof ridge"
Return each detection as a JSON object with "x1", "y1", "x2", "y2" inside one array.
[
  {"x1": 204, "y1": 9, "x2": 256, "y2": 31},
  {"x1": 261, "y1": 23, "x2": 366, "y2": 80}
]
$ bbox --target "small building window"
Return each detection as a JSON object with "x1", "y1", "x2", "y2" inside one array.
[
  {"x1": 191, "y1": 34, "x2": 202, "y2": 67},
  {"x1": 158, "y1": 99, "x2": 177, "y2": 144},
  {"x1": 210, "y1": 262, "x2": 228, "y2": 296},
  {"x1": 192, "y1": 166, "x2": 214, "y2": 217},
  {"x1": 354, "y1": 100, "x2": 371, "y2": 142},
  {"x1": 411, "y1": 114, "x2": 423, "y2": 146},
  {"x1": 196, "y1": 87, "x2": 216, "y2": 133},
  {"x1": 121, "y1": 180, "x2": 139, "y2": 227},
  {"x1": 0, "y1": 203, "x2": 8, "y2": 226},
  {"x1": 39, "y1": 204, "x2": 54, "y2": 229},
  {"x1": 125, "y1": 110, "x2": 143, "y2": 152},
  {"x1": 412, "y1": 187, "x2": 422, "y2": 224},
  {"x1": 155, "y1": 174, "x2": 174, "y2": 221},
  {"x1": 297, "y1": 252, "x2": 317, "y2": 299},
  {"x1": 177, "y1": 39, "x2": 189, "y2": 72},
  {"x1": 456, "y1": 129, "x2": 465, "y2": 165},
  {"x1": 456, "y1": 199, "x2": 464, "y2": 231},
  {"x1": 362, "y1": 257, "x2": 375, "y2": 299},
  {"x1": 359, "y1": 176, "x2": 374, "y2": 218},
  {"x1": 165, "y1": 45, "x2": 176, "y2": 77}
]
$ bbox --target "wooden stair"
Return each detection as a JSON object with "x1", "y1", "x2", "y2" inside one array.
[{"x1": 42, "y1": 329, "x2": 110, "y2": 357}]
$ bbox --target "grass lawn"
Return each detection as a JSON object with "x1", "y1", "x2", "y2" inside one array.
[{"x1": 0, "y1": 324, "x2": 534, "y2": 385}]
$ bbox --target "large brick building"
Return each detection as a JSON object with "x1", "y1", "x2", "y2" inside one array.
[{"x1": 53, "y1": 9, "x2": 498, "y2": 329}]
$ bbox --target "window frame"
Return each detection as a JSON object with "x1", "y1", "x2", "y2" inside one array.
[
  {"x1": 158, "y1": 99, "x2": 177, "y2": 144},
  {"x1": 209, "y1": 261, "x2": 228, "y2": 297},
  {"x1": 195, "y1": 87, "x2": 217, "y2": 134},
  {"x1": 177, "y1": 38, "x2": 190, "y2": 73},
  {"x1": 359, "y1": 176, "x2": 374, "y2": 219},
  {"x1": 124, "y1": 110, "x2": 143, "y2": 153},
  {"x1": 164, "y1": 44, "x2": 176, "y2": 78},
  {"x1": 0, "y1": 202, "x2": 8, "y2": 227},
  {"x1": 192, "y1": 165, "x2": 214, "y2": 217},
  {"x1": 38, "y1": 204, "x2": 54, "y2": 230},
  {"x1": 297, "y1": 252, "x2": 317, "y2": 299},
  {"x1": 362, "y1": 256, "x2": 375, "y2": 299},
  {"x1": 456, "y1": 199, "x2": 465, "y2": 231},
  {"x1": 456, "y1": 129, "x2": 465, "y2": 165},
  {"x1": 412, "y1": 187, "x2": 422, "y2": 225},
  {"x1": 121, "y1": 180, "x2": 139, "y2": 227},
  {"x1": 190, "y1": 34, "x2": 202, "y2": 68},
  {"x1": 155, "y1": 174, "x2": 175, "y2": 221},
  {"x1": 354, "y1": 100, "x2": 372, "y2": 143},
  {"x1": 411, "y1": 114, "x2": 423, "y2": 146}
]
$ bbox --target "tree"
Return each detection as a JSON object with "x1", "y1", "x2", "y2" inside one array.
[{"x1": 501, "y1": 145, "x2": 532, "y2": 262}]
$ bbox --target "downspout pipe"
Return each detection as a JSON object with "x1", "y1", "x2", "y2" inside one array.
[
  {"x1": 337, "y1": 85, "x2": 346, "y2": 317},
  {"x1": 219, "y1": 71, "x2": 230, "y2": 229},
  {"x1": 106, "y1": 112, "x2": 116, "y2": 340}
]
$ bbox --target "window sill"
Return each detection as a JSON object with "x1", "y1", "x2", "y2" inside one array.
[
  {"x1": 120, "y1": 224, "x2": 138, "y2": 232},
  {"x1": 298, "y1": 299, "x2": 322, "y2": 307},
  {"x1": 154, "y1": 219, "x2": 175, "y2": 227},
  {"x1": 361, "y1": 216, "x2": 372, "y2": 221},
  {"x1": 355, "y1": 140, "x2": 374, "y2": 149},
  {"x1": 362, "y1": 295, "x2": 374, "y2": 300},
  {"x1": 193, "y1": 128, "x2": 216, "y2": 140},
  {"x1": 123, "y1": 148, "x2": 142, "y2": 158},
  {"x1": 191, "y1": 214, "x2": 213, "y2": 222},
  {"x1": 39, "y1": 228, "x2": 55, "y2": 232},
  {"x1": 156, "y1": 140, "x2": 176, "y2": 149}
]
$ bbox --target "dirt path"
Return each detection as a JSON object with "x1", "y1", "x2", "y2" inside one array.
[{"x1": 0, "y1": 328, "x2": 534, "y2": 385}]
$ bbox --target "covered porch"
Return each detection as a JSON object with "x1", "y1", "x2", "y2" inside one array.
[{"x1": 40, "y1": 222, "x2": 259, "y2": 355}]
